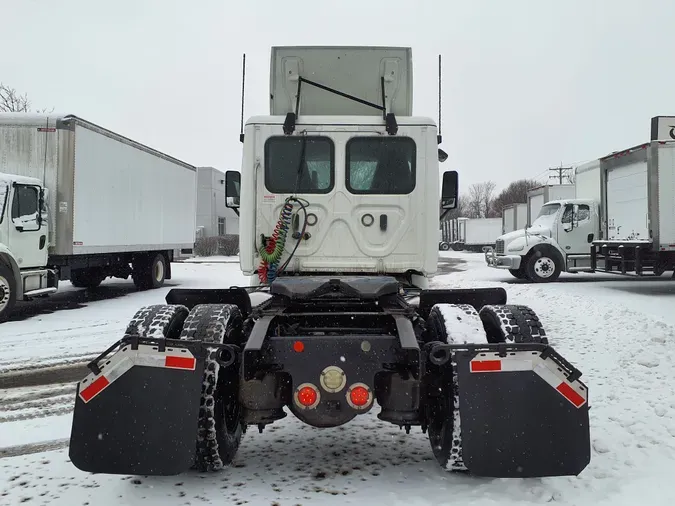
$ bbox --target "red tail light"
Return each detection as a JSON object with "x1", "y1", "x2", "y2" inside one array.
[
  {"x1": 346, "y1": 383, "x2": 373, "y2": 409},
  {"x1": 294, "y1": 383, "x2": 320, "y2": 409}
]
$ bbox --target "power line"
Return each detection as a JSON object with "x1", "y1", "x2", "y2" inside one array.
[{"x1": 549, "y1": 165, "x2": 573, "y2": 184}]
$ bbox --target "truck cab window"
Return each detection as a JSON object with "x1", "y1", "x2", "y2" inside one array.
[
  {"x1": 576, "y1": 204, "x2": 591, "y2": 222},
  {"x1": 561, "y1": 204, "x2": 574, "y2": 224},
  {"x1": 264, "y1": 136, "x2": 334, "y2": 194},
  {"x1": 0, "y1": 183, "x2": 8, "y2": 223},
  {"x1": 347, "y1": 137, "x2": 416, "y2": 194},
  {"x1": 11, "y1": 185, "x2": 39, "y2": 221}
]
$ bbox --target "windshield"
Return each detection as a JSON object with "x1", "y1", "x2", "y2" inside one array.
[{"x1": 531, "y1": 203, "x2": 560, "y2": 228}]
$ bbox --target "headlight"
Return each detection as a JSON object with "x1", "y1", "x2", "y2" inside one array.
[{"x1": 507, "y1": 244, "x2": 525, "y2": 252}]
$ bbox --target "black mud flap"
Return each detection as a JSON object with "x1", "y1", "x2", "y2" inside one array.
[
  {"x1": 454, "y1": 348, "x2": 591, "y2": 478},
  {"x1": 69, "y1": 342, "x2": 206, "y2": 476}
]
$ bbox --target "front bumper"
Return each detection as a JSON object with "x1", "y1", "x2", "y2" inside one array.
[{"x1": 485, "y1": 249, "x2": 522, "y2": 270}]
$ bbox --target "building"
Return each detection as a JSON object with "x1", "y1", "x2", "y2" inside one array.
[{"x1": 196, "y1": 166, "x2": 239, "y2": 238}]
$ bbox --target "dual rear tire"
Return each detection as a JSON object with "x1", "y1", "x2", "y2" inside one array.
[
  {"x1": 424, "y1": 303, "x2": 547, "y2": 471},
  {"x1": 125, "y1": 302, "x2": 244, "y2": 471}
]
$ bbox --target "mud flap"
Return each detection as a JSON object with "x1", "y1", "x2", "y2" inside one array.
[
  {"x1": 69, "y1": 342, "x2": 206, "y2": 476},
  {"x1": 454, "y1": 349, "x2": 591, "y2": 478}
]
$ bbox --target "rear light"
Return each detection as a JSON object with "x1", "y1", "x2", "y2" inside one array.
[
  {"x1": 346, "y1": 383, "x2": 373, "y2": 409},
  {"x1": 294, "y1": 383, "x2": 320, "y2": 409},
  {"x1": 320, "y1": 366, "x2": 346, "y2": 393}
]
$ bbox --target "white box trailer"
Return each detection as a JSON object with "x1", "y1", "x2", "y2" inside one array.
[
  {"x1": 0, "y1": 113, "x2": 197, "y2": 320},
  {"x1": 591, "y1": 140, "x2": 675, "y2": 276},
  {"x1": 527, "y1": 184, "x2": 575, "y2": 226},
  {"x1": 502, "y1": 203, "x2": 527, "y2": 233},
  {"x1": 454, "y1": 217, "x2": 501, "y2": 252}
]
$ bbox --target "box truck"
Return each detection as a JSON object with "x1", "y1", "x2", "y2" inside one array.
[
  {"x1": 591, "y1": 140, "x2": 675, "y2": 276},
  {"x1": 0, "y1": 113, "x2": 197, "y2": 321},
  {"x1": 486, "y1": 163, "x2": 602, "y2": 281},
  {"x1": 453, "y1": 217, "x2": 501, "y2": 252}
]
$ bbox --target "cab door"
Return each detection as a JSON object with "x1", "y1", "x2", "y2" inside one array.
[
  {"x1": 6, "y1": 184, "x2": 48, "y2": 269},
  {"x1": 557, "y1": 203, "x2": 595, "y2": 255}
]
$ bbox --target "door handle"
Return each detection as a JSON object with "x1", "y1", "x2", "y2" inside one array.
[{"x1": 380, "y1": 214, "x2": 388, "y2": 231}]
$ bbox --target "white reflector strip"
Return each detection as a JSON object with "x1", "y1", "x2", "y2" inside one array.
[
  {"x1": 77, "y1": 344, "x2": 197, "y2": 404},
  {"x1": 469, "y1": 352, "x2": 587, "y2": 408}
]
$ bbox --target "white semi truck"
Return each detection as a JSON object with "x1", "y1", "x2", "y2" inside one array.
[
  {"x1": 66, "y1": 46, "x2": 590, "y2": 480},
  {"x1": 0, "y1": 113, "x2": 197, "y2": 321},
  {"x1": 486, "y1": 163, "x2": 602, "y2": 281}
]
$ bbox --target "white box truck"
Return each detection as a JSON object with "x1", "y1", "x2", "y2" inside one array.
[
  {"x1": 591, "y1": 140, "x2": 675, "y2": 276},
  {"x1": 502, "y1": 203, "x2": 527, "y2": 233},
  {"x1": 0, "y1": 113, "x2": 197, "y2": 320},
  {"x1": 486, "y1": 162, "x2": 602, "y2": 281},
  {"x1": 453, "y1": 217, "x2": 501, "y2": 252}
]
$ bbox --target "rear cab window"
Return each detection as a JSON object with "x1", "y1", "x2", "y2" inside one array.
[
  {"x1": 346, "y1": 137, "x2": 416, "y2": 194},
  {"x1": 264, "y1": 136, "x2": 334, "y2": 194}
]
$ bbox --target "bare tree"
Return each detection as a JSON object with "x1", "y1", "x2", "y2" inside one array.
[
  {"x1": 462, "y1": 181, "x2": 497, "y2": 218},
  {"x1": 483, "y1": 181, "x2": 497, "y2": 218},
  {"x1": 0, "y1": 83, "x2": 53, "y2": 113}
]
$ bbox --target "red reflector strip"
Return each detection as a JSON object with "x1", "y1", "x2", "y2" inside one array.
[
  {"x1": 556, "y1": 382, "x2": 586, "y2": 407},
  {"x1": 80, "y1": 376, "x2": 110, "y2": 403},
  {"x1": 470, "y1": 360, "x2": 502, "y2": 372},
  {"x1": 165, "y1": 356, "x2": 196, "y2": 370}
]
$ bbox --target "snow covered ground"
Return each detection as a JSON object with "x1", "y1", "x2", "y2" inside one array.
[{"x1": 2, "y1": 252, "x2": 675, "y2": 505}]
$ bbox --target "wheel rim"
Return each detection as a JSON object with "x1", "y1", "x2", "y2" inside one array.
[
  {"x1": 0, "y1": 276, "x2": 10, "y2": 312},
  {"x1": 533, "y1": 257, "x2": 556, "y2": 278},
  {"x1": 154, "y1": 259, "x2": 165, "y2": 282}
]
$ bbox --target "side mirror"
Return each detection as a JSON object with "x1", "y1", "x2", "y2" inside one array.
[
  {"x1": 441, "y1": 170, "x2": 458, "y2": 210},
  {"x1": 438, "y1": 148, "x2": 448, "y2": 163},
  {"x1": 225, "y1": 170, "x2": 240, "y2": 210},
  {"x1": 562, "y1": 221, "x2": 573, "y2": 232}
]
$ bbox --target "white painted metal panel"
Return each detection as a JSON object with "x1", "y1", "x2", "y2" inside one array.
[
  {"x1": 270, "y1": 46, "x2": 413, "y2": 116},
  {"x1": 606, "y1": 161, "x2": 648, "y2": 241},
  {"x1": 575, "y1": 159, "x2": 601, "y2": 201},
  {"x1": 529, "y1": 194, "x2": 545, "y2": 223},
  {"x1": 72, "y1": 125, "x2": 196, "y2": 254},
  {"x1": 464, "y1": 218, "x2": 501, "y2": 245},
  {"x1": 549, "y1": 184, "x2": 575, "y2": 201},
  {"x1": 656, "y1": 143, "x2": 675, "y2": 246},
  {"x1": 515, "y1": 203, "x2": 528, "y2": 228},
  {"x1": 502, "y1": 206, "x2": 515, "y2": 233}
]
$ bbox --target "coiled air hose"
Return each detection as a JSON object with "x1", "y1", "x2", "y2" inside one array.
[{"x1": 258, "y1": 197, "x2": 309, "y2": 284}]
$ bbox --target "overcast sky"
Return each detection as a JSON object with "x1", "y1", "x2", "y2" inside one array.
[{"x1": 2, "y1": 0, "x2": 674, "y2": 191}]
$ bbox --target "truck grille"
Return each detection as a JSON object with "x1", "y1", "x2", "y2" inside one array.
[{"x1": 495, "y1": 239, "x2": 504, "y2": 254}]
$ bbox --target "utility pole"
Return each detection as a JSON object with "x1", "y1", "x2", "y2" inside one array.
[{"x1": 549, "y1": 164, "x2": 573, "y2": 184}]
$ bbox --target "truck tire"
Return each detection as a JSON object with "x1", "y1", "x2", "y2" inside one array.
[
  {"x1": 125, "y1": 304, "x2": 189, "y2": 339},
  {"x1": 70, "y1": 268, "x2": 106, "y2": 289},
  {"x1": 523, "y1": 249, "x2": 561, "y2": 282},
  {"x1": 132, "y1": 253, "x2": 167, "y2": 290},
  {"x1": 439, "y1": 242, "x2": 450, "y2": 251},
  {"x1": 478, "y1": 304, "x2": 548, "y2": 344},
  {"x1": 179, "y1": 304, "x2": 244, "y2": 472},
  {"x1": 0, "y1": 264, "x2": 17, "y2": 323},
  {"x1": 508, "y1": 268, "x2": 527, "y2": 279},
  {"x1": 424, "y1": 303, "x2": 488, "y2": 472}
]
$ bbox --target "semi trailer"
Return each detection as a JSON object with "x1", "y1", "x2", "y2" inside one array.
[
  {"x1": 68, "y1": 46, "x2": 590, "y2": 479},
  {"x1": 0, "y1": 113, "x2": 197, "y2": 321}
]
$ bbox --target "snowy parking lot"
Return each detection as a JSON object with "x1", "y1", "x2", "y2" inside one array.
[{"x1": 1, "y1": 252, "x2": 675, "y2": 505}]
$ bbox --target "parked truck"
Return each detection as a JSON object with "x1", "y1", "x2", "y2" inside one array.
[
  {"x1": 591, "y1": 140, "x2": 675, "y2": 276},
  {"x1": 68, "y1": 45, "x2": 589, "y2": 480},
  {"x1": 502, "y1": 203, "x2": 527, "y2": 233},
  {"x1": 453, "y1": 217, "x2": 501, "y2": 252},
  {"x1": 486, "y1": 163, "x2": 602, "y2": 281},
  {"x1": 0, "y1": 113, "x2": 197, "y2": 321}
]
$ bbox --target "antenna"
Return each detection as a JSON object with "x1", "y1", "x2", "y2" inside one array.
[
  {"x1": 438, "y1": 54, "x2": 442, "y2": 144},
  {"x1": 239, "y1": 53, "x2": 246, "y2": 143}
]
